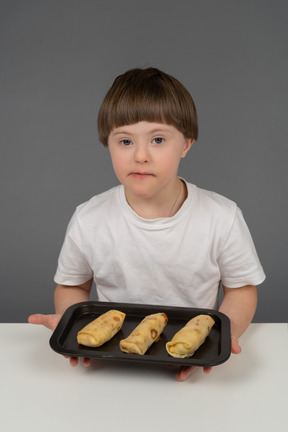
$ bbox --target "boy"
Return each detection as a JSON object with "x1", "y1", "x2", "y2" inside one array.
[{"x1": 29, "y1": 68, "x2": 265, "y2": 381}]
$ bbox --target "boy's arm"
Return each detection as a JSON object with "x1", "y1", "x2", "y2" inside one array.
[
  {"x1": 54, "y1": 279, "x2": 93, "y2": 315},
  {"x1": 176, "y1": 284, "x2": 257, "y2": 381},
  {"x1": 219, "y1": 284, "x2": 258, "y2": 351}
]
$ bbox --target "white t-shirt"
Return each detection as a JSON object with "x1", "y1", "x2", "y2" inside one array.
[{"x1": 54, "y1": 181, "x2": 265, "y2": 309}]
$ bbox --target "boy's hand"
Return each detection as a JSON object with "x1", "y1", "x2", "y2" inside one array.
[
  {"x1": 28, "y1": 313, "x2": 91, "y2": 367},
  {"x1": 28, "y1": 313, "x2": 61, "y2": 332},
  {"x1": 176, "y1": 335, "x2": 241, "y2": 382}
]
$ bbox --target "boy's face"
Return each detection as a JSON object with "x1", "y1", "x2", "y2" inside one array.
[{"x1": 108, "y1": 121, "x2": 193, "y2": 204}]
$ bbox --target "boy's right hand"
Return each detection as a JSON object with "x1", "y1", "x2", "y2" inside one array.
[
  {"x1": 28, "y1": 313, "x2": 61, "y2": 332},
  {"x1": 28, "y1": 313, "x2": 91, "y2": 367}
]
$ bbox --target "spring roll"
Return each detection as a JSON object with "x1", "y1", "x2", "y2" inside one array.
[
  {"x1": 120, "y1": 313, "x2": 168, "y2": 355},
  {"x1": 77, "y1": 310, "x2": 126, "y2": 347},
  {"x1": 166, "y1": 314, "x2": 215, "y2": 358}
]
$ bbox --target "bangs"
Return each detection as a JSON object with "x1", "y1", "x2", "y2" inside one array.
[
  {"x1": 97, "y1": 68, "x2": 198, "y2": 146},
  {"x1": 108, "y1": 85, "x2": 181, "y2": 128}
]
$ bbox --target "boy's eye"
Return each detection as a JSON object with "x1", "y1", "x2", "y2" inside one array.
[
  {"x1": 120, "y1": 139, "x2": 132, "y2": 146},
  {"x1": 152, "y1": 137, "x2": 164, "y2": 144}
]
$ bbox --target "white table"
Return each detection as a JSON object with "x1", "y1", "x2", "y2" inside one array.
[{"x1": 0, "y1": 323, "x2": 287, "y2": 432}]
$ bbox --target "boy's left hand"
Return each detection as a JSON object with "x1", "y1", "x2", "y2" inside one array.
[
  {"x1": 28, "y1": 313, "x2": 91, "y2": 367},
  {"x1": 176, "y1": 335, "x2": 241, "y2": 382}
]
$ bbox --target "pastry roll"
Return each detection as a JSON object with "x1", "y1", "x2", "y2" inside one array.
[
  {"x1": 166, "y1": 314, "x2": 215, "y2": 358},
  {"x1": 120, "y1": 313, "x2": 168, "y2": 355},
  {"x1": 77, "y1": 310, "x2": 126, "y2": 347}
]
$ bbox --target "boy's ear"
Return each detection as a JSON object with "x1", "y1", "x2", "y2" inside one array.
[{"x1": 181, "y1": 139, "x2": 194, "y2": 158}]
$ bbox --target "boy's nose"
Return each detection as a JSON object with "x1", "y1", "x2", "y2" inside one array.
[{"x1": 134, "y1": 143, "x2": 150, "y2": 163}]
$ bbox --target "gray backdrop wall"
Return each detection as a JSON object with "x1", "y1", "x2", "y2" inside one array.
[{"x1": 1, "y1": 0, "x2": 287, "y2": 322}]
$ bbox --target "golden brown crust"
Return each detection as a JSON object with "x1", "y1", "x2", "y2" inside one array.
[
  {"x1": 77, "y1": 310, "x2": 126, "y2": 347},
  {"x1": 120, "y1": 313, "x2": 168, "y2": 355},
  {"x1": 166, "y1": 314, "x2": 215, "y2": 358}
]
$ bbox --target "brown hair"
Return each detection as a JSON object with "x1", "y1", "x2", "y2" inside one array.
[{"x1": 97, "y1": 67, "x2": 198, "y2": 146}]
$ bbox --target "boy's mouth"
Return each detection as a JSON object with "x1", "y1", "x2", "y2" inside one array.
[{"x1": 129, "y1": 172, "x2": 155, "y2": 179}]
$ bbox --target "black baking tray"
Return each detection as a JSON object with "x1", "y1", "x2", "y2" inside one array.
[{"x1": 49, "y1": 301, "x2": 231, "y2": 367}]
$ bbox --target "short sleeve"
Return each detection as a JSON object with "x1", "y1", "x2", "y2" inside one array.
[
  {"x1": 218, "y1": 207, "x2": 265, "y2": 288},
  {"x1": 54, "y1": 211, "x2": 93, "y2": 285}
]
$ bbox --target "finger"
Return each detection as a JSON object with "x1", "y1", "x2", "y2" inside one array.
[
  {"x1": 231, "y1": 335, "x2": 242, "y2": 354},
  {"x1": 82, "y1": 358, "x2": 91, "y2": 367},
  {"x1": 203, "y1": 366, "x2": 212, "y2": 374},
  {"x1": 63, "y1": 356, "x2": 91, "y2": 367},
  {"x1": 28, "y1": 314, "x2": 61, "y2": 331},
  {"x1": 28, "y1": 314, "x2": 46, "y2": 325},
  {"x1": 176, "y1": 365, "x2": 198, "y2": 382},
  {"x1": 69, "y1": 357, "x2": 79, "y2": 367}
]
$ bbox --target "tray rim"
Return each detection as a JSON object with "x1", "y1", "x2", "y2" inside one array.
[{"x1": 49, "y1": 301, "x2": 231, "y2": 367}]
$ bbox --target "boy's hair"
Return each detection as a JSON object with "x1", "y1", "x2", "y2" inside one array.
[{"x1": 97, "y1": 67, "x2": 198, "y2": 147}]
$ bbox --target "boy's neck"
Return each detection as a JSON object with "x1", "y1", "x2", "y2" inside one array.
[{"x1": 125, "y1": 178, "x2": 187, "y2": 219}]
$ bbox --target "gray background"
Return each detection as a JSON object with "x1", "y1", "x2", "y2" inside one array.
[{"x1": 1, "y1": 0, "x2": 287, "y2": 322}]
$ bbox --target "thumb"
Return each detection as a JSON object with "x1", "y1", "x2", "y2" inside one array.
[
  {"x1": 28, "y1": 314, "x2": 61, "y2": 332},
  {"x1": 231, "y1": 335, "x2": 242, "y2": 354}
]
